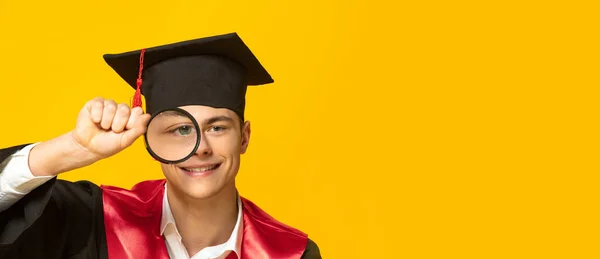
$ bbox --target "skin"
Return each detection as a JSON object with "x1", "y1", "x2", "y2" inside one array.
[
  {"x1": 27, "y1": 97, "x2": 250, "y2": 256},
  {"x1": 161, "y1": 105, "x2": 250, "y2": 255}
]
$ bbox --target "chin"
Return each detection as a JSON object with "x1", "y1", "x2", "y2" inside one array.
[
  {"x1": 178, "y1": 176, "x2": 235, "y2": 201},
  {"x1": 180, "y1": 183, "x2": 224, "y2": 200}
]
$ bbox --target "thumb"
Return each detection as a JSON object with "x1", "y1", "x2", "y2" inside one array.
[{"x1": 121, "y1": 113, "x2": 151, "y2": 148}]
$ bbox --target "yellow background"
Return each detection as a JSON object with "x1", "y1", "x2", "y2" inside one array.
[{"x1": 1, "y1": 0, "x2": 599, "y2": 258}]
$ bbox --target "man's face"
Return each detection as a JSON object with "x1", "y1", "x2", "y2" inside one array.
[{"x1": 159, "y1": 105, "x2": 250, "y2": 200}]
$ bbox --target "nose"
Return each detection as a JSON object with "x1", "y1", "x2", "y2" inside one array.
[{"x1": 195, "y1": 132, "x2": 212, "y2": 157}]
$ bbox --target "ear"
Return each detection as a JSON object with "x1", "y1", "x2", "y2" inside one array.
[{"x1": 240, "y1": 120, "x2": 251, "y2": 154}]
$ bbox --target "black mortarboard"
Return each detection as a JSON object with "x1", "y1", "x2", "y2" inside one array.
[{"x1": 102, "y1": 32, "x2": 273, "y2": 121}]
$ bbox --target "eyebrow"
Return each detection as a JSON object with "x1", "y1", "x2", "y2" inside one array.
[
  {"x1": 201, "y1": 115, "x2": 235, "y2": 126},
  {"x1": 156, "y1": 111, "x2": 187, "y2": 118},
  {"x1": 156, "y1": 112, "x2": 234, "y2": 125}
]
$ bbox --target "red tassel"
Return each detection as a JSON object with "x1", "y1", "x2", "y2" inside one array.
[{"x1": 132, "y1": 49, "x2": 146, "y2": 108}]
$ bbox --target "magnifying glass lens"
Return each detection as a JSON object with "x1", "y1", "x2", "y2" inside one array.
[{"x1": 146, "y1": 109, "x2": 199, "y2": 162}]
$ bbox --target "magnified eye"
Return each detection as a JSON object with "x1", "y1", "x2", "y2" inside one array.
[
  {"x1": 167, "y1": 125, "x2": 195, "y2": 136},
  {"x1": 177, "y1": 126, "x2": 193, "y2": 135}
]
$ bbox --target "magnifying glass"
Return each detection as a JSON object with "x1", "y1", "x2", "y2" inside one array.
[{"x1": 144, "y1": 108, "x2": 201, "y2": 164}]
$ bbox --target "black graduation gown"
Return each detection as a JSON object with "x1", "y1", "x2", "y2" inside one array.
[{"x1": 0, "y1": 144, "x2": 321, "y2": 258}]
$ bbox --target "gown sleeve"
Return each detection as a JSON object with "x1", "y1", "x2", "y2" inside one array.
[
  {"x1": 0, "y1": 143, "x2": 54, "y2": 212},
  {"x1": 0, "y1": 144, "x2": 107, "y2": 259},
  {"x1": 301, "y1": 238, "x2": 323, "y2": 259}
]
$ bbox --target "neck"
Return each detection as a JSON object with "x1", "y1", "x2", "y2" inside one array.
[{"x1": 166, "y1": 181, "x2": 239, "y2": 256}]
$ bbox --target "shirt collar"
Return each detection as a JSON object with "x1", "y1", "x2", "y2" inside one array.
[{"x1": 160, "y1": 184, "x2": 243, "y2": 258}]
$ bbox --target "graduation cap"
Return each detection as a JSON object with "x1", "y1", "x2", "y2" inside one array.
[{"x1": 103, "y1": 32, "x2": 274, "y2": 122}]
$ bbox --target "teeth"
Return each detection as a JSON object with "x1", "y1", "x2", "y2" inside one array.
[{"x1": 186, "y1": 165, "x2": 217, "y2": 172}]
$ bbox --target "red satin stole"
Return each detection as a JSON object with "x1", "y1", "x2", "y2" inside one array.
[{"x1": 101, "y1": 179, "x2": 308, "y2": 259}]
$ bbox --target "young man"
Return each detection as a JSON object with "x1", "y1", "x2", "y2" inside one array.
[{"x1": 0, "y1": 32, "x2": 321, "y2": 258}]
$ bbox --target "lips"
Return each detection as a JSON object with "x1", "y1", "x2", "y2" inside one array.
[{"x1": 180, "y1": 163, "x2": 221, "y2": 175}]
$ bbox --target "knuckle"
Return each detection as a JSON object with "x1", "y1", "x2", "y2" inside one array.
[
  {"x1": 117, "y1": 103, "x2": 130, "y2": 112},
  {"x1": 88, "y1": 98, "x2": 101, "y2": 106},
  {"x1": 105, "y1": 103, "x2": 116, "y2": 111}
]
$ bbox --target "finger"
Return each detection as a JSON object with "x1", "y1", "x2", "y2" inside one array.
[
  {"x1": 100, "y1": 99, "x2": 117, "y2": 130},
  {"x1": 111, "y1": 103, "x2": 131, "y2": 133},
  {"x1": 138, "y1": 114, "x2": 152, "y2": 131},
  {"x1": 125, "y1": 107, "x2": 144, "y2": 130},
  {"x1": 122, "y1": 113, "x2": 151, "y2": 147},
  {"x1": 86, "y1": 97, "x2": 104, "y2": 124}
]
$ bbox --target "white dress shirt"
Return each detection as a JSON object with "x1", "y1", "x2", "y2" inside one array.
[
  {"x1": 0, "y1": 143, "x2": 243, "y2": 259},
  {"x1": 0, "y1": 143, "x2": 53, "y2": 212},
  {"x1": 161, "y1": 185, "x2": 243, "y2": 259}
]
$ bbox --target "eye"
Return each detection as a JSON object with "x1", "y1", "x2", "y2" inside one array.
[
  {"x1": 208, "y1": 125, "x2": 227, "y2": 132},
  {"x1": 171, "y1": 125, "x2": 195, "y2": 136}
]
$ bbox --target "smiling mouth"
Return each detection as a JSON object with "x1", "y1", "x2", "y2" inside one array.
[{"x1": 181, "y1": 163, "x2": 221, "y2": 173}]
